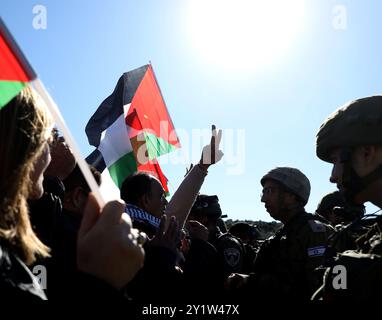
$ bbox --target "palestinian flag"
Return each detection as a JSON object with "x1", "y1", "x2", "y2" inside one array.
[
  {"x1": 0, "y1": 18, "x2": 36, "y2": 109},
  {"x1": 85, "y1": 65, "x2": 180, "y2": 192}
]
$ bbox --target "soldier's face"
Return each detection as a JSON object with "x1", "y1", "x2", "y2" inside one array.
[
  {"x1": 329, "y1": 146, "x2": 380, "y2": 205},
  {"x1": 261, "y1": 180, "x2": 285, "y2": 220},
  {"x1": 329, "y1": 148, "x2": 344, "y2": 192}
]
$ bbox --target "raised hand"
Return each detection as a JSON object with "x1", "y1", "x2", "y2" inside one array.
[
  {"x1": 199, "y1": 124, "x2": 224, "y2": 169},
  {"x1": 77, "y1": 193, "x2": 145, "y2": 289},
  {"x1": 148, "y1": 214, "x2": 182, "y2": 253},
  {"x1": 185, "y1": 220, "x2": 209, "y2": 242}
]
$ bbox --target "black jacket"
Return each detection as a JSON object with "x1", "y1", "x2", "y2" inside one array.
[{"x1": 0, "y1": 240, "x2": 46, "y2": 301}]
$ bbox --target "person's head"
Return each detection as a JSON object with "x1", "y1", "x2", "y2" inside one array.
[
  {"x1": 315, "y1": 191, "x2": 364, "y2": 225},
  {"x1": 188, "y1": 194, "x2": 222, "y2": 233},
  {"x1": 0, "y1": 87, "x2": 53, "y2": 264},
  {"x1": 63, "y1": 164, "x2": 101, "y2": 215},
  {"x1": 120, "y1": 172, "x2": 168, "y2": 218},
  {"x1": 229, "y1": 222, "x2": 257, "y2": 244},
  {"x1": 315, "y1": 191, "x2": 345, "y2": 225},
  {"x1": 260, "y1": 167, "x2": 311, "y2": 223},
  {"x1": 316, "y1": 96, "x2": 382, "y2": 207},
  {"x1": 44, "y1": 128, "x2": 76, "y2": 181}
]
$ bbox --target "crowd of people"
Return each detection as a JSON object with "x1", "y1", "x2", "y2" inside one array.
[{"x1": 0, "y1": 85, "x2": 381, "y2": 305}]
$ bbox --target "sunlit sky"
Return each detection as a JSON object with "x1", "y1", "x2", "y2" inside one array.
[{"x1": 2, "y1": 0, "x2": 382, "y2": 221}]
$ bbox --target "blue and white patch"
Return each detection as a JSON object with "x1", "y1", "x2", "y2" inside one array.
[{"x1": 308, "y1": 246, "x2": 326, "y2": 257}]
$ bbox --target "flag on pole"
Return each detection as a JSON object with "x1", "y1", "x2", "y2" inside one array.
[
  {"x1": 85, "y1": 65, "x2": 180, "y2": 192},
  {"x1": 0, "y1": 18, "x2": 104, "y2": 205},
  {"x1": 0, "y1": 19, "x2": 36, "y2": 109}
]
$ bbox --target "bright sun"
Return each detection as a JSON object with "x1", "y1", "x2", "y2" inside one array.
[{"x1": 187, "y1": 0, "x2": 305, "y2": 69}]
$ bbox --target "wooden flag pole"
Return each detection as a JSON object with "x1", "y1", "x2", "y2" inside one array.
[{"x1": 33, "y1": 79, "x2": 105, "y2": 207}]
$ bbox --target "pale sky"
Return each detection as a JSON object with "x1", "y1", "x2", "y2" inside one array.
[{"x1": 2, "y1": 0, "x2": 382, "y2": 221}]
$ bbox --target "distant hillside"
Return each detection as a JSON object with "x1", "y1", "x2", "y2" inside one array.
[{"x1": 224, "y1": 219, "x2": 282, "y2": 240}]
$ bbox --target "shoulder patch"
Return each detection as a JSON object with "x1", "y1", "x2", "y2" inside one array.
[
  {"x1": 308, "y1": 246, "x2": 326, "y2": 257},
  {"x1": 223, "y1": 247, "x2": 241, "y2": 267},
  {"x1": 308, "y1": 220, "x2": 326, "y2": 233}
]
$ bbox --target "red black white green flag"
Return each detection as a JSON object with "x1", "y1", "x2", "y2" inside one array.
[
  {"x1": 0, "y1": 18, "x2": 36, "y2": 109},
  {"x1": 85, "y1": 65, "x2": 180, "y2": 192}
]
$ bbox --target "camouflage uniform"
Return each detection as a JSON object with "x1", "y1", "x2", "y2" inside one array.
[
  {"x1": 319, "y1": 218, "x2": 382, "y2": 301},
  {"x1": 252, "y1": 211, "x2": 333, "y2": 299},
  {"x1": 329, "y1": 216, "x2": 377, "y2": 254},
  {"x1": 237, "y1": 167, "x2": 334, "y2": 300},
  {"x1": 315, "y1": 95, "x2": 382, "y2": 301}
]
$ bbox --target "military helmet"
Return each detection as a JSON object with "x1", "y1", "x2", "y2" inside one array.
[
  {"x1": 316, "y1": 95, "x2": 382, "y2": 162},
  {"x1": 190, "y1": 194, "x2": 222, "y2": 219},
  {"x1": 261, "y1": 167, "x2": 311, "y2": 205},
  {"x1": 316, "y1": 191, "x2": 365, "y2": 221},
  {"x1": 316, "y1": 191, "x2": 346, "y2": 216}
]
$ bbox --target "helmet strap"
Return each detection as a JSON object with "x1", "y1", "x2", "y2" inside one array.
[{"x1": 341, "y1": 148, "x2": 382, "y2": 204}]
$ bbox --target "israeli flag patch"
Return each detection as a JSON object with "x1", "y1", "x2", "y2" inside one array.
[{"x1": 308, "y1": 246, "x2": 326, "y2": 257}]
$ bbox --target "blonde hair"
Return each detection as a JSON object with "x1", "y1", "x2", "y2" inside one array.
[{"x1": 0, "y1": 86, "x2": 53, "y2": 264}]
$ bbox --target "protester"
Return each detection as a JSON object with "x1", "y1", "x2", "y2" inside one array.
[
  {"x1": 0, "y1": 87, "x2": 145, "y2": 300},
  {"x1": 122, "y1": 126, "x2": 225, "y2": 302}
]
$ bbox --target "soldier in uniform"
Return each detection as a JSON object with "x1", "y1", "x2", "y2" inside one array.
[
  {"x1": 316, "y1": 191, "x2": 349, "y2": 225},
  {"x1": 315, "y1": 191, "x2": 367, "y2": 255},
  {"x1": 229, "y1": 222, "x2": 260, "y2": 273},
  {"x1": 315, "y1": 95, "x2": 382, "y2": 301},
  {"x1": 227, "y1": 167, "x2": 333, "y2": 300},
  {"x1": 187, "y1": 194, "x2": 246, "y2": 277}
]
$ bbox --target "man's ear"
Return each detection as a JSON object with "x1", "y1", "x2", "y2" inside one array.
[
  {"x1": 282, "y1": 191, "x2": 295, "y2": 205},
  {"x1": 72, "y1": 187, "x2": 87, "y2": 210},
  {"x1": 362, "y1": 145, "x2": 377, "y2": 164},
  {"x1": 138, "y1": 194, "x2": 150, "y2": 211}
]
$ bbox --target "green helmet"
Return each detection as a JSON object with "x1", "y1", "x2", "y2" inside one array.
[
  {"x1": 316, "y1": 191, "x2": 346, "y2": 216},
  {"x1": 316, "y1": 95, "x2": 382, "y2": 162},
  {"x1": 261, "y1": 167, "x2": 311, "y2": 205},
  {"x1": 316, "y1": 191, "x2": 365, "y2": 221}
]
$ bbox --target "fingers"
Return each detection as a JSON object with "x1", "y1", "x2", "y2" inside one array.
[
  {"x1": 210, "y1": 125, "x2": 216, "y2": 149},
  {"x1": 98, "y1": 199, "x2": 128, "y2": 227},
  {"x1": 136, "y1": 231, "x2": 148, "y2": 246},
  {"x1": 185, "y1": 220, "x2": 206, "y2": 232},
  {"x1": 215, "y1": 150, "x2": 224, "y2": 163},
  {"x1": 216, "y1": 129, "x2": 222, "y2": 148},
  {"x1": 166, "y1": 216, "x2": 179, "y2": 241},
  {"x1": 199, "y1": 125, "x2": 223, "y2": 166},
  {"x1": 186, "y1": 220, "x2": 201, "y2": 229},
  {"x1": 157, "y1": 214, "x2": 167, "y2": 236},
  {"x1": 130, "y1": 228, "x2": 148, "y2": 246},
  {"x1": 78, "y1": 193, "x2": 101, "y2": 239},
  {"x1": 211, "y1": 125, "x2": 216, "y2": 162}
]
